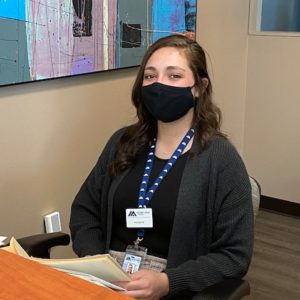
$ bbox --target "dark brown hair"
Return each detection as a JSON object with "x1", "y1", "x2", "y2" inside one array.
[{"x1": 110, "y1": 34, "x2": 224, "y2": 176}]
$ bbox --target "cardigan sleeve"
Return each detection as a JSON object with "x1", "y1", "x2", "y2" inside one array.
[
  {"x1": 69, "y1": 129, "x2": 124, "y2": 257},
  {"x1": 164, "y1": 139, "x2": 254, "y2": 297}
]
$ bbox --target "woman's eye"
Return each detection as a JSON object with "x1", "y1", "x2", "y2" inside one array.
[
  {"x1": 144, "y1": 74, "x2": 156, "y2": 80},
  {"x1": 170, "y1": 74, "x2": 182, "y2": 79}
]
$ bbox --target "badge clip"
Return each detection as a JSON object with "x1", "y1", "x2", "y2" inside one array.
[{"x1": 134, "y1": 236, "x2": 143, "y2": 248}]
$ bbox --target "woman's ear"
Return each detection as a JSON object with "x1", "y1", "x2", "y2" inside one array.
[
  {"x1": 201, "y1": 77, "x2": 209, "y2": 89},
  {"x1": 193, "y1": 78, "x2": 209, "y2": 98}
]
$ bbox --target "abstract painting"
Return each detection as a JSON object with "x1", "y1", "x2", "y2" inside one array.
[{"x1": 0, "y1": 0, "x2": 197, "y2": 87}]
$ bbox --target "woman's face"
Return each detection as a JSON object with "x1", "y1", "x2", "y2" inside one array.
[{"x1": 142, "y1": 47, "x2": 198, "y2": 96}]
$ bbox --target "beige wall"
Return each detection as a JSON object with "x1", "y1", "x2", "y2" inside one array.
[
  {"x1": 244, "y1": 35, "x2": 300, "y2": 203},
  {"x1": 197, "y1": 0, "x2": 250, "y2": 153},
  {"x1": 0, "y1": 70, "x2": 136, "y2": 257}
]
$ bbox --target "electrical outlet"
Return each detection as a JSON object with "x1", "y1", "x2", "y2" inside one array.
[{"x1": 44, "y1": 211, "x2": 62, "y2": 233}]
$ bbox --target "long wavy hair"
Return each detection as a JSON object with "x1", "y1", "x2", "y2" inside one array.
[{"x1": 110, "y1": 34, "x2": 224, "y2": 176}]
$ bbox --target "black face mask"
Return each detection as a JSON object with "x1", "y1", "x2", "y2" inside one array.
[{"x1": 141, "y1": 82, "x2": 195, "y2": 123}]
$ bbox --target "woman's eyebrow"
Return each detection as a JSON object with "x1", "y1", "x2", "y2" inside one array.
[
  {"x1": 144, "y1": 66, "x2": 156, "y2": 71},
  {"x1": 144, "y1": 66, "x2": 186, "y2": 72},
  {"x1": 166, "y1": 66, "x2": 185, "y2": 72}
]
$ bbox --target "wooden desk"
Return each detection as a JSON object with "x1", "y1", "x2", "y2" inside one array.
[{"x1": 0, "y1": 249, "x2": 133, "y2": 300}]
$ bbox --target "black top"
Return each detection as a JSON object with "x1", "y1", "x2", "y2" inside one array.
[{"x1": 110, "y1": 148, "x2": 189, "y2": 258}]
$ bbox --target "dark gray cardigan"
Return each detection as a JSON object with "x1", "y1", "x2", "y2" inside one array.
[{"x1": 69, "y1": 128, "x2": 254, "y2": 298}]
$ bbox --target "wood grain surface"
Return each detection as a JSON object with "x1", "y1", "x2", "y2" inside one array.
[{"x1": 0, "y1": 249, "x2": 133, "y2": 300}]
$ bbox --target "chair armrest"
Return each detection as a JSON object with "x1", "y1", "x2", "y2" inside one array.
[
  {"x1": 192, "y1": 279, "x2": 250, "y2": 300},
  {"x1": 17, "y1": 232, "x2": 70, "y2": 258}
]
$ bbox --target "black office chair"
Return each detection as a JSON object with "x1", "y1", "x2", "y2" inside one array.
[
  {"x1": 17, "y1": 231, "x2": 70, "y2": 259},
  {"x1": 13, "y1": 176, "x2": 261, "y2": 300}
]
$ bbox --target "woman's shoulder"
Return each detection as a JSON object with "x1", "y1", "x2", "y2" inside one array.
[
  {"x1": 96, "y1": 127, "x2": 129, "y2": 162},
  {"x1": 105, "y1": 126, "x2": 130, "y2": 147},
  {"x1": 200, "y1": 135, "x2": 244, "y2": 168},
  {"x1": 109, "y1": 127, "x2": 126, "y2": 139},
  {"x1": 203, "y1": 135, "x2": 237, "y2": 155}
]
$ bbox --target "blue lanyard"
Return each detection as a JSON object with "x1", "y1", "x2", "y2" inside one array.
[{"x1": 136, "y1": 128, "x2": 195, "y2": 240}]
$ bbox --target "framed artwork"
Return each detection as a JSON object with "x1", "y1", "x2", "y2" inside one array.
[{"x1": 0, "y1": 0, "x2": 197, "y2": 87}]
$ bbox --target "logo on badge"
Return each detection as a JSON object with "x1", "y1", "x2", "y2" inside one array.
[{"x1": 128, "y1": 210, "x2": 137, "y2": 217}]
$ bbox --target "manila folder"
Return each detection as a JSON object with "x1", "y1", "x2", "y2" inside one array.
[{"x1": 5, "y1": 237, "x2": 131, "y2": 283}]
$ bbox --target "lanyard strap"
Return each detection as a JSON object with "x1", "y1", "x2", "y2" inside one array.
[{"x1": 136, "y1": 128, "x2": 195, "y2": 240}]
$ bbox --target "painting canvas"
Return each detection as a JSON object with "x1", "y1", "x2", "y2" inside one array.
[{"x1": 0, "y1": 0, "x2": 197, "y2": 87}]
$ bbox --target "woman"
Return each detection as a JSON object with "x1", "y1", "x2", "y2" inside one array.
[{"x1": 69, "y1": 34, "x2": 254, "y2": 300}]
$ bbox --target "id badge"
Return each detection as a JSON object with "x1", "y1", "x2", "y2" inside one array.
[
  {"x1": 122, "y1": 244, "x2": 148, "y2": 273},
  {"x1": 126, "y1": 208, "x2": 153, "y2": 228}
]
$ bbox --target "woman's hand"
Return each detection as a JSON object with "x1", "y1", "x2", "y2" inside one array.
[{"x1": 115, "y1": 269, "x2": 169, "y2": 300}]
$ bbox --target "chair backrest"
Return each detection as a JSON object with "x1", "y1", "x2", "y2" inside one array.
[{"x1": 249, "y1": 176, "x2": 261, "y2": 218}]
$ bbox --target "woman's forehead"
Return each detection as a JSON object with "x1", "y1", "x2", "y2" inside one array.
[{"x1": 145, "y1": 47, "x2": 189, "y2": 69}]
